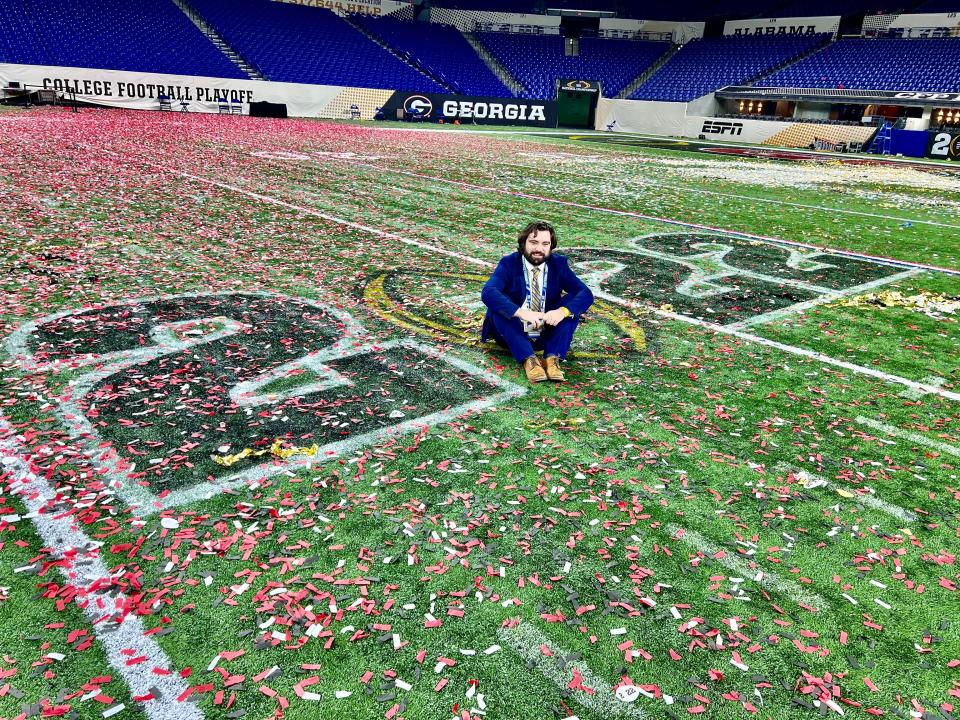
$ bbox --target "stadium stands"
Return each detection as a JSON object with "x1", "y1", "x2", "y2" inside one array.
[
  {"x1": 0, "y1": 0, "x2": 246, "y2": 78},
  {"x1": 761, "y1": 38, "x2": 960, "y2": 92},
  {"x1": 352, "y1": 15, "x2": 513, "y2": 97},
  {"x1": 629, "y1": 35, "x2": 829, "y2": 102},
  {"x1": 185, "y1": 0, "x2": 448, "y2": 91},
  {"x1": 6, "y1": 0, "x2": 958, "y2": 105},
  {"x1": 475, "y1": 32, "x2": 669, "y2": 99}
]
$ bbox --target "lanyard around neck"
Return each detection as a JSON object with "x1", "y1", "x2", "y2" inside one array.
[{"x1": 522, "y1": 260, "x2": 547, "y2": 311}]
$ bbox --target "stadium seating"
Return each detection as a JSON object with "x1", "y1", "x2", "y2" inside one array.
[
  {"x1": 352, "y1": 15, "x2": 513, "y2": 97},
  {"x1": 475, "y1": 32, "x2": 669, "y2": 99},
  {"x1": 629, "y1": 35, "x2": 829, "y2": 102},
  {"x1": 186, "y1": 0, "x2": 448, "y2": 91},
  {"x1": 0, "y1": 0, "x2": 246, "y2": 78},
  {"x1": 761, "y1": 38, "x2": 960, "y2": 93}
]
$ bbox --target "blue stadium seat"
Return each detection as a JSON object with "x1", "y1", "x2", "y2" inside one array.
[
  {"x1": 629, "y1": 35, "x2": 828, "y2": 102},
  {"x1": 187, "y1": 0, "x2": 448, "y2": 92},
  {"x1": 761, "y1": 38, "x2": 960, "y2": 93},
  {"x1": 0, "y1": 0, "x2": 247, "y2": 78},
  {"x1": 475, "y1": 32, "x2": 670, "y2": 99},
  {"x1": 353, "y1": 15, "x2": 513, "y2": 97}
]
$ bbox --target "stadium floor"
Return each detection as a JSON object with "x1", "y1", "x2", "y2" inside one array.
[{"x1": 0, "y1": 107, "x2": 958, "y2": 720}]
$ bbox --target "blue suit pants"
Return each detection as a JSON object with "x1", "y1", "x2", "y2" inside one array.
[{"x1": 487, "y1": 313, "x2": 580, "y2": 363}]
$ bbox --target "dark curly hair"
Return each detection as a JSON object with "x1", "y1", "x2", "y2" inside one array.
[{"x1": 517, "y1": 221, "x2": 557, "y2": 254}]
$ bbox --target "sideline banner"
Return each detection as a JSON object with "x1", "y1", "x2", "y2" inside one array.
[
  {"x1": 594, "y1": 98, "x2": 877, "y2": 148},
  {"x1": 379, "y1": 91, "x2": 557, "y2": 127},
  {"x1": 724, "y1": 16, "x2": 840, "y2": 36},
  {"x1": 598, "y1": 18, "x2": 704, "y2": 42},
  {"x1": 274, "y1": 0, "x2": 411, "y2": 16},
  {"x1": 928, "y1": 129, "x2": 960, "y2": 160},
  {"x1": 0, "y1": 63, "x2": 393, "y2": 118}
]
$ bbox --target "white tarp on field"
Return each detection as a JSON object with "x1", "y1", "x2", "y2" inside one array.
[
  {"x1": 594, "y1": 97, "x2": 877, "y2": 147},
  {"x1": 596, "y1": 97, "x2": 796, "y2": 142},
  {"x1": 595, "y1": 97, "x2": 688, "y2": 134},
  {"x1": 0, "y1": 63, "x2": 391, "y2": 118}
]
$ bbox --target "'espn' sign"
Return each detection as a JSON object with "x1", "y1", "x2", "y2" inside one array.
[{"x1": 701, "y1": 120, "x2": 744, "y2": 136}]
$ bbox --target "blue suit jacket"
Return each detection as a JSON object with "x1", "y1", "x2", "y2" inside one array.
[{"x1": 480, "y1": 252, "x2": 595, "y2": 342}]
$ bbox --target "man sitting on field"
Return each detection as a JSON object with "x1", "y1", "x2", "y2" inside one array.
[{"x1": 480, "y1": 221, "x2": 594, "y2": 383}]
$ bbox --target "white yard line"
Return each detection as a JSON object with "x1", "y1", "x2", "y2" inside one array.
[
  {"x1": 0, "y1": 418, "x2": 204, "y2": 720},
  {"x1": 593, "y1": 287, "x2": 960, "y2": 402},
  {"x1": 307, "y1": 154, "x2": 960, "y2": 277},
  {"x1": 666, "y1": 524, "x2": 825, "y2": 609},
  {"x1": 158, "y1": 165, "x2": 960, "y2": 403},
  {"x1": 727, "y1": 268, "x2": 922, "y2": 329},
  {"x1": 172, "y1": 170, "x2": 491, "y2": 269},
  {"x1": 497, "y1": 621, "x2": 647, "y2": 719},
  {"x1": 774, "y1": 463, "x2": 919, "y2": 524},
  {"x1": 400, "y1": 146, "x2": 960, "y2": 231},
  {"x1": 855, "y1": 416, "x2": 960, "y2": 458},
  {"x1": 385, "y1": 125, "x2": 960, "y2": 172}
]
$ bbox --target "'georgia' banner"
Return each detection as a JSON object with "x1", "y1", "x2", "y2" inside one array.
[{"x1": 379, "y1": 91, "x2": 558, "y2": 127}]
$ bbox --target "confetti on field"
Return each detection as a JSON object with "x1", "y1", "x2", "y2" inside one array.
[
  {"x1": 0, "y1": 107, "x2": 957, "y2": 720},
  {"x1": 833, "y1": 288, "x2": 960, "y2": 317},
  {"x1": 211, "y1": 439, "x2": 322, "y2": 467}
]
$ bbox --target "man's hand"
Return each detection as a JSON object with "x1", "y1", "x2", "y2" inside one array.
[
  {"x1": 515, "y1": 308, "x2": 545, "y2": 329},
  {"x1": 542, "y1": 309, "x2": 568, "y2": 327}
]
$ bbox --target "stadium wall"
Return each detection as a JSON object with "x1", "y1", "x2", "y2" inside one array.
[
  {"x1": 723, "y1": 16, "x2": 841, "y2": 37},
  {"x1": 429, "y1": 9, "x2": 703, "y2": 42},
  {"x1": 275, "y1": 0, "x2": 411, "y2": 17},
  {"x1": 888, "y1": 12, "x2": 960, "y2": 32},
  {"x1": 595, "y1": 97, "x2": 877, "y2": 148},
  {"x1": 0, "y1": 64, "x2": 393, "y2": 119}
]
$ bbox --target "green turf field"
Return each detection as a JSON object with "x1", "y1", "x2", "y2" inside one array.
[{"x1": 0, "y1": 108, "x2": 958, "y2": 720}]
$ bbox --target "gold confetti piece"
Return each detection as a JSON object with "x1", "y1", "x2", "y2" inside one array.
[
  {"x1": 833, "y1": 289, "x2": 960, "y2": 317},
  {"x1": 212, "y1": 439, "x2": 320, "y2": 467}
]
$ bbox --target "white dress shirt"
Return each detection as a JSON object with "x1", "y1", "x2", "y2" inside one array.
[{"x1": 521, "y1": 255, "x2": 547, "y2": 311}]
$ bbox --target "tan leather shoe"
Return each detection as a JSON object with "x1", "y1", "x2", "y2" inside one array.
[
  {"x1": 523, "y1": 355, "x2": 547, "y2": 383},
  {"x1": 542, "y1": 355, "x2": 565, "y2": 382}
]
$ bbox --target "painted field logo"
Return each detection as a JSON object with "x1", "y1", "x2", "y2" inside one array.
[
  {"x1": 562, "y1": 233, "x2": 905, "y2": 326},
  {"x1": 7, "y1": 292, "x2": 523, "y2": 515},
  {"x1": 363, "y1": 269, "x2": 648, "y2": 357}
]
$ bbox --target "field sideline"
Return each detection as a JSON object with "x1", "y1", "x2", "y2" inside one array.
[{"x1": 0, "y1": 107, "x2": 958, "y2": 720}]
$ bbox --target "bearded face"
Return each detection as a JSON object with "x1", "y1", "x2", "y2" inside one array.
[{"x1": 522, "y1": 229, "x2": 552, "y2": 266}]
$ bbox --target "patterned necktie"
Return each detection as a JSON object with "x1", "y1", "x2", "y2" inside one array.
[{"x1": 530, "y1": 267, "x2": 542, "y2": 313}]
